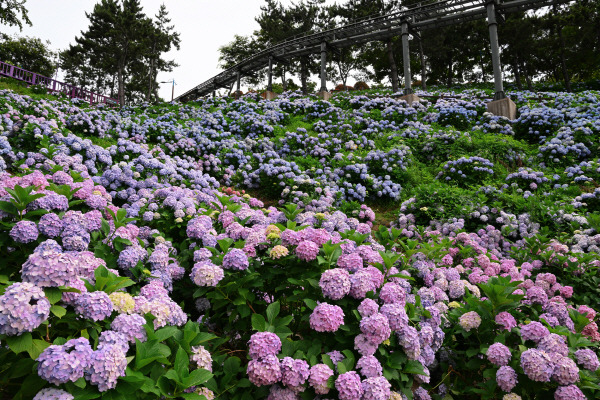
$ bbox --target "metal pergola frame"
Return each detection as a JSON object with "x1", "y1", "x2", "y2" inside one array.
[{"x1": 176, "y1": 0, "x2": 572, "y2": 102}]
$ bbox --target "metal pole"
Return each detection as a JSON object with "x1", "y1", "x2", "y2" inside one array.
[
  {"x1": 171, "y1": 80, "x2": 175, "y2": 101},
  {"x1": 401, "y1": 21, "x2": 413, "y2": 95},
  {"x1": 319, "y1": 42, "x2": 327, "y2": 92},
  {"x1": 267, "y1": 56, "x2": 273, "y2": 92},
  {"x1": 486, "y1": 0, "x2": 505, "y2": 100},
  {"x1": 236, "y1": 71, "x2": 241, "y2": 93}
]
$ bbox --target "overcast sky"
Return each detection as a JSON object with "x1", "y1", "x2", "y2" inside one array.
[{"x1": 1, "y1": 0, "x2": 341, "y2": 101}]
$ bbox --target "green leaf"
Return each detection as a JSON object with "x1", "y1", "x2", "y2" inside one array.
[
  {"x1": 251, "y1": 314, "x2": 266, "y2": 332},
  {"x1": 44, "y1": 287, "x2": 62, "y2": 304},
  {"x1": 183, "y1": 368, "x2": 213, "y2": 388},
  {"x1": 303, "y1": 298, "x2": 317, "y2": 310},
  {"x1": 50, "y1": 305, "x2": 67, "y2": 318},
  {"x1": 155, "y1": 326, "x2": 179, "y2": 342},
  {"x1": 174, "y1": 346, "x2": 190, "y2": 379},
  {"x1": 466, "y1": 348, "x2": 479, "y2": 357},
  {"x1": 403, "y1": 360, "x2": 426, "y2": 375},
  {"x1": 223, "y1": 356, "x2": 241, "y2": 376},
  {"x1": 28, "y1": 339, "x2": 51, "y2": 359},
  {"x1": 6, "y1": 332, "x2": 33, "y2": 354},
  {"x1": 266, "y1": 301, "x2": 280, "y2": 324}
]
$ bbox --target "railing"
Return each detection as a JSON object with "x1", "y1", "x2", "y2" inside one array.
[{"x1": 0, "y1": 60, "x2": 119, "y2": 106}]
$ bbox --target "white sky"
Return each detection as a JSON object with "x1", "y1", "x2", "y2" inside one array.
[{"x1": 1, "y1": 0, "x2": 341, "y2": 101}]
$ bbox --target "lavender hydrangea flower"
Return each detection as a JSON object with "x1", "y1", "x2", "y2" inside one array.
[
  {"x1": 335, "y1": 371, "x2": 364, "y2": 400},
  {"x1": 397, "y1": 325, "x2": 421, "y2": 360},
  {"x1": 37, "y1": 337, "x2": 93, "y2": 385},
  {"x1": 33, "y1": 388, "x2": 74, "y2": 400},
  {"x1": 487, "y1": 343, "x2": 512, "y2": 366},
  {"x1": 554, "y1": 385, "x2": 586, "y2": 400},
  {"x1": 380, "y1": 303, "x2": 409, "y2": 331},
  {"x1": 191, "y1": 261, "x2": 225, "y2": 286},
  {"x1": 111, "y1": 313, "x2": 147, "y2": 343},
  {"x1": 309, "y1": 363, "x2": 333, "y2": 394},
  {"x1": 358, "y1": 298, "x2": 379, "y2": 317},
  {"x1": 379, "y1": 282, "x2": 406, "y2": 304},
  {"x1": 266, "y1": 385, "x2": 299, "y2": 400},
  {"x1": 319, "y1": 268, "x2": 351, "y2": 300},
  {"x1": 21, "y1": 246, "x2": 77, "y2": 287},
  {"x1": 520, "y1": 348, "x2": 554, "y2": 382},
  {"x1": 295, "y1": 240, "x2": 319, "y2": 262},
  {"x1": 248, "y1": 331, "x2": 282, "y2": 359},
  {"x1": 459, "y1": 311, "x2": 481, "y2": 331},
  {"x1": 74, "y1": 291, "x2": 114, "y2": 321},
  {"x1": 0, "y1": 282, "x2": 50, "y2": 335},
  {"x1": 247, "y1": 355, "x2": 282, "y2": 386},
  {"x1": 191, "y1": 345, "x2": 213, "y2": 371},
  {"x1": 362, "y1": 376, "x2": 391, "y2": 400},
  {"x1": 552, "y1": 355, "x2": 579, "y2": 385},
  {"x1": 360, "y1": 313, "x2": 391, "y2": 344},
  {"x1": 10, "y1": 220, "x2": 39, "y2": 243},
  {"x1": 495, "y1": 312, "x2": 517, "y2": 331},
  {"x1": 575, "y1": 348, "x2": 600, "y2": 371},
  {"x1": 310, "y1": 302, "x2": 344, "y2": 332},
  {"x1": 538, "y1": 333, "x2": 568, "y2": 356},
  {"x1": 86, "y1": 344, "x2": 128, "y2": 392},
  {"x1": 520, "y1": 321, "x2": 550, "y2": 343},
  {"x1": 357, "y1": 355, "x2": 383, "y2": 378},
  {"x1": 222, "y1": 248, "x2": 249, "y2": 271},
  {"x1": 280, "y1": 357, "x2": 309, "y2": 391},
  {"x1": 38, "y1": 213, "x2": 63, "y2": 238},
  {"x1": 496, "y1": 366, "x2": 518, "y2": 392}
]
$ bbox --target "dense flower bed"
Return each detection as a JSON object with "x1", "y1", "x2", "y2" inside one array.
[{"x1": 0, "y1": 88, "x2": 599, "y2": 400}]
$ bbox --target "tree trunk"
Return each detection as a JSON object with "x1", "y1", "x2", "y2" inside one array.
[
  {"x1": 146, "y1": 42, "x2": 156, "y2": 102},
  {"x1": 117, "y1": 67, "x2": 125, "y2": 106},
  {"x1": 386, "y1": 38, "x2": 399, "y2": 92},
  {"x1": 556, "y1": 22, "x2": 571, "y2": 92},
  {"x1": 513, "y1": 55, "x2": 522, "y2": 90},
  {"x1": 523, "y1": 61, "x2": 533, "y2": 91},
  {"x1": 418, "y1": 36, "x2": 426, "y2": 90},
  {"x1": 281, "y1": 65, "x2": 287, "y2": 91},
  {"x1": 446, "y1": 56, "x2": 453, "y2": 87},
  {"x1": 300, "y1": 57, "x2": 308, "y2": 94}
]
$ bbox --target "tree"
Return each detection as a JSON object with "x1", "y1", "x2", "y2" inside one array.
[
  {"x1": 142, "y1": 4, "x2": 181, "y2": 102},
  {"x1": 218, "y1": 34, "x2": 264, "y2": 94},
  {"x1": 0, "y1": 34, "x2": 56, "y2": 77},
  {"x1": 61, "y1": 0, "x2": 180, "y2": 105},
  {"x1": 0, "y1": 0, "x2": 31, "y2": 31}
]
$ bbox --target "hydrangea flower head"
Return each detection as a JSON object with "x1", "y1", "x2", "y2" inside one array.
[
  {"x1": 248, "y1": 331, "x2": 282, "y2": 359},
  {"x1": 459, "y1": 311, "x2": 481, "y2": 331},
  {"x1": 310, "y1": 302, "x2": 344, "y2": 332},
  {"x1": 0, "y1": 282, "x2": 50, "y2": 335}
]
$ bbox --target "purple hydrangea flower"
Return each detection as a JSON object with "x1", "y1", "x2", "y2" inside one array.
[
  {"x1": 37, "y1": 337, "x2": 93, "y2": 385},
  {"x1": 552, "y1": 355, "x2": 579, "y2": 385},
  {"x1": 358, "y1": 298, "x2": 379, "y2": 318},
  {"x1": 0, "y1": 282, "x2": 50, "y2": 335},
  {"x1": 310, "y1": 302, "x2": 344, "y2": 332},
  {"x1": 520, "y1": 321, "x2": 550, "y2": 343},
  {"x1": 538, "y1": 333, "x2": 568, "y2": 356},
  {"x1": 191, "y1": 261, "x2": 225, "y2": 286},
  {"x1": 575, "y1": 348, "x2": 600, "y2": 371},
  {"x1": 380, "y1": 303, "x2": 409, "y2": 331},
  {"x1": 362, "y1": 376, "x2": 391, "y2": 400},
  {"x1": 110, "y1": 313, "x2": 147, "y2": 344},
  {"x1": 222, "y1": 248, "x2": 249, "y2": 271},
  {"x1": 496, "y1": 366, "x2": 518, "y2": 392},
  {"x1": 295, "y1": 240, "x2": 320, "y2": 262},
  {"x1": 520, "y1": 349, "x2": 554, "y2": 382},
  {"x1": 248, "y1": 332, "x2": 282, "y2": 360},
  {"x1": 74, "y1": 291, "x2": 114, "y2": 321},
  {"x1": 360, "y1": 313, "x2": 391, "y2": 344},
  {"x1": 21, "y1": 246, "x2": 77, "y2": 287},
  {"x1": 335, "y1": 371, "x2": 364, "y2": 400},
  {"x1": 280, "y1": 357, "x2": 309, "y2": 391},
  {"x1": 266, "y1": 385, "x2": 299, "y2": 400},
  {"x1": 33, "y1": 388, "x2": 74, "y2": 400},
  {"x1": 10, "y1": 220, "x2": 39, "y2": 243},
  {"x1": 379, "y1": 282, "x2": 406, "y2": 304},
  {"x1": 554, "y1": 385, "x2": 586, "y2": 400},
  {"x1": 247, "y1": 355, "x2": 282, "y2": 386},
  {"x1": 357, "y1": 355, "x2": 383, "y2": 378},
  {"x1": 397, "y1": 325, "x2": 421, "y2": 360},
  {"x1": 319, "y1": 268, "x2": 351, "y2": 300},
  {"x1": 355, "y1": 333, "x2": 379, "y2": 356},
  {"x1": 349, "y1": 269, "x2": 376, "y2": 299},
  {"x1": 86, "y1": 344, "x2": 128, "y2": 392},
  {"x1": 487, "y1": 343, "x2": 512, "y2": 366},
  {"x1": 38, "y1": 213, "x2": 63, "y2": 238},
  {"x1": 308, "y1": 363, "x2": 333, "y2": 394}
]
